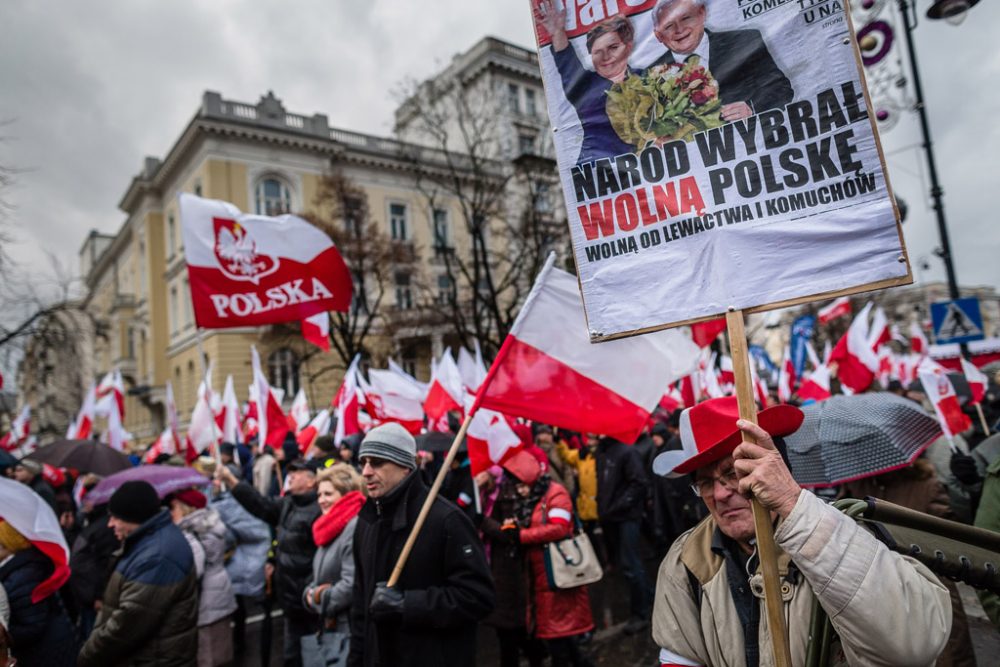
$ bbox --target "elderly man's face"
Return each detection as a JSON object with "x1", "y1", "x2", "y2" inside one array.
[
  {"x1": 654, "y1": 0, "x2": 707, "y2": 55},
  {"x1": 361, "y1": 457, "x2": 411, "y2": 498},
  {"x1": 107, "y1": 515, "x2": 140, "y2": 542},
  {"x1": 693, "y1": 455, "x2": 755, "y2": 544},
  {"x1": 13, "y1": 465, "x2": 33, "y2": 484},
  {"x1": 287, "y1": 470, "x2": 316, "y2": 496}
]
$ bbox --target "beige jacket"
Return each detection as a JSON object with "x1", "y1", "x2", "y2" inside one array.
[{"x1": 652, "y1": 490, "x2": 952, "y2": 666}]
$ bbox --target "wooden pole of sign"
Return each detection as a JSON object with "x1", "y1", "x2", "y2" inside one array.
[
  {"x1": 387, "y1": 412, "x2": 475, "y2": 588},
  {"x1": 726, "y1": 309, "x2": 793, "y2": 667}
]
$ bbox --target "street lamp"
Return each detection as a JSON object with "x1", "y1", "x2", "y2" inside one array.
[{"x1": 894, "y1": 0, "x2": 977, "y2": 326}]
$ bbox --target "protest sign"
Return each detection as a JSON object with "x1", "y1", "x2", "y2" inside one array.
[{"x1": 530, "y1": 0, "x2": 910, "y2": 340}]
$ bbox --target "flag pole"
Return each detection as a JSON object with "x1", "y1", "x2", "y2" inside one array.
[
  {"x1": 726, "y1": 309, "x2": 792, "y2": 667},
  {"x1": 975, "y1": 403, "x2": 991, "y2": 436},
  {"x1": 387, "y1": 410, "x2": 475, "y2": 588}
]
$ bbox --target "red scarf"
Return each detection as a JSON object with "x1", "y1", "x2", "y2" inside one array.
[{"x1": 312, "y1": 491, "x2": 365, "y2": 547}]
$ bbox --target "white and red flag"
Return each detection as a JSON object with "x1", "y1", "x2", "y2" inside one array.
[
  {"x1": 465, "y1": 398, "x2": 523, "y2": 476},
  {"x1": 777, "y1": 345, "x2": 795, "y2": 403},
  {"x1": 67, "y1": 382, "x2": 98, "y2": 440},
  {"x1": 297, "y1": 409, "x2": 331, "y2": 454},
  {"x1": 818, "y1": 296, "x2": 851, "y2": 324},
  {"x1": 918, "y1": 359, "x2": 972, "y2": 439},
  {"x1": 910, "y1": 320, "x2": 929, "y2": 355},
  {"x1": 457, "y1": 344, "x2": 488, "y2": 393},
  {"x1": 185, "y1": 380, "x2": 219, "y2": 459},
  {"x1": 290, "y1": 388, "x2": 311, "y2": 432},
  {"x1": 866, "y1": 307, "x2": 891, "y2": 351},
  {"x1": 333, "y1": 355, "x2": 364, "y2": 444},
  {"x1": 104, "y1": 394, "x2": 128, "y2": 452},
  {"x1": 829, "y1": 302, "x2": 880, "y2": 394},
  {"x1": 366, "y1": 368, "x2": 425, "y2": 434},
  {"x1": 302, "y1": 312, "x2": 331, "y2": 351},
  {"x1": 387, "y1": 359, "x2": 430, "y2": 397},
  {"x1": 690, "y1": 317, "x2": 726, "y2": 348},
  {"x1": 0, "y1": 477, "x2": 71, "y2": 603},
  {"x1": 251, "y1": 346, "x2": 290, "y2": 448},
  {"x1": 961, "y1": 358, "x2": 989, "y2": 405},
  {"x1": 96, "y1": 369, "x2": 126, "y2": 420},
  {"x1": 798, "y1": 364, "x2": 832, "y2": 402},
  {"x1": 0, "y1": 405, "x2": 30, "y2": 451},
  {"x1": 144, "y1": 428, "x2": 178, "y2": 463},
  {"x1": 178, "y1": 193, "x2": 352, "y2": 329},
  {"x1": 220, "y1": 376, "x2": 242, "y2": 444},
  {"x1": 471, "y1": 255, "x2": 699, "y2": 443},
  {"x1": 659, "y1": 385, "x2": 685, "y2": 413},
  {"x1": 424, "y1": 349, "x2": 465, "y2": 421}
]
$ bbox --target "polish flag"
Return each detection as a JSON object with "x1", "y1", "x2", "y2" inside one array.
[
  {"x1": 96, "y1": 369, "x2": 126, "y2": 420},
  {"x1": 918, "y1": 360, "x2": 972, "y2": 438},
  {"x1": 251, "y1": 346, "x2": 290, "y2": 448},
  {"x1": 297, "y1": 409, "x2": 331, "y2": 453},
  {"x1": 366, "y1": 368, "x2": 425, "y2": 434},
  {"x1": 659, "y1": 385, "x2": 685, "y2": 412},
  {"x1": 829, "y1": 303, "x2": 880, "y2": 393},
  {"x1": 179, "y1": 194, "x2": 352, "y2": 329},
  {"x1": 777, "y1": 345, "x2": 795, "y2": 403},
  {"x1": 472, "y1": 255, "x2": 700, "y2": 443},
  {"x1": 302, "y1": 312, "x2": 331, "y2": 351},
  {"x1": 424, "y1": 349, "x2": 465, "y2": 420},
  {"x1": 1, "y1": 406, "x2": 31, "y2": 451},
  {"x1": 466, "y1": 403, "x2": 523, "y2": 476},
  {"x1": 144, "y1": 427, "x2": 178, "y2": 463},
  {"x1": 867, "y1": 307, "x2": 891, "y2": 351},
  {"x1": 690, "y1": 317, "x2": 726, "y2": 348},
  {"x1": 185, "y1": 381, "x2": 220, "y2": 458},
  {"x1": 749, "y1": 362, "x2": 770, "y2": 407},
  {"x1": 290, "y1": 388, "x2": 311, "y2": 432},
  {"x1": 718, "y1": 355, "x2": 735, "y2": 388},
  {"x1": 165, "y1": 381, "x2": 180, "y2": 438},
  {"x1": 679, "y1": 375, "x2": 696, "y2": 409},
  {"x1": 910, "y1": 321, "x2": 929, "y2": 355},
  {"x1": 220, "y1": 376, "x2": 242, "y2": 444},
  {"x1": 818, "y1": 296, "x2": 851, "y2": 324},
  {"x1": 798, "y1": 365, "x2": 832, "y2": 402},
  {"x1": 961, "y1": 358, "x2": 989, "y2": 405},
  {"x1": 701, "y1": 354, "x2": 725, "y2": 399},
  {"x1": 104, "y1": 395, "x2": 128, "y2": 452},
  {"x1": 67, "y1": 383, "x2": 98, "y2": 440},
  {"x1": 388, "y1": 359, "x2": 430, "y2": 397},
  {"x1": 457, "y1": 343, "x2": 488, "y2": 392},
  {"x1": 0, "y1": 477, "x2": 71, "y2": 603},
  {"x1": 334, "y1": 355, "x2": 363, "y2": 444}
]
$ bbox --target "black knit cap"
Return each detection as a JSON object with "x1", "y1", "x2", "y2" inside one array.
[{"x1": 109, "y1": 480, "x2": 162, "y2": 524}]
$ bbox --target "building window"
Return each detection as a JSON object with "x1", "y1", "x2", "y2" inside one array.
[
  {"x1": 399, "y1": 346, "x2": 418, "y2": 378},
  {"x1": 389, "y1": 203, "x2": 408, "y2": 241},
  {"x1": 193, "y1": 180, "x2": 203, "y2": 197},
  {"x1": 533, "y1": 182, "x2": 552, "y2": 213},
  {"x1": 183, "y1": 278, "x2": 193, "y2": 328},
  {"x1": 169, "y1": 286, "x2": 179, "y2": 334},
  {"x1": 255, "y1": 177, "x2": 292, "y2": 216},
  {"x1": 127, "y1": 328, "x2": 136, "y2": 359},
  {"x1": 395, "y1": 272, "x2": 413, "y2": 310},
  {"x1": 507, "y1": 83, "x2": 520, "y2": 114},
  {"x1": 525, "y1": 88, "x2": 537, "y2": 116},
  {"x1": 518, "y1": 133, "x2": 536, "y2": 155},
  {"x1": 436, "y1": 274, "x2": 453, "y2": 305},
  {"x1": 345, "y1": 196, "x2": 363, "y2": 237},
  {"x1": 167, "y1": 214, "x2": 176, "y2": 258},
  {"x1": 268, "y1": 348, "x2": 300, "y2": 397},
  {"x1": 350, "y1": 275, "x2": 368, "y2": 316},
  {"x1": 432, "y1": 208, "x2": 450, "y2": 253}
]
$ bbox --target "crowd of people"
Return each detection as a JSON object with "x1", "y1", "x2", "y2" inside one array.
[{"x1": 1, "y1": 377, "x2": 999, "y2": 667}]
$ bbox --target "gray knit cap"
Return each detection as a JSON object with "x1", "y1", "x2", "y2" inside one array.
[{"x1": 359, "y1": 423, "x2": 417, "y2": 469}]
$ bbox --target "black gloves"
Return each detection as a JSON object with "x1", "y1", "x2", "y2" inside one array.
[
  {"x1": 369, "y1": 582, "x2": 405, "y2": 620},
  {"x1": 479, "y1": 517, "x2": 520, "y2": 544},
  {"x1": 950, "y1": 452, "x2": 982, "y2": 487}
]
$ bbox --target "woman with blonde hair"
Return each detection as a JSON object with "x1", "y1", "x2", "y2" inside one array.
[{"x1": 301, "y1": 463, "x2": 366, "y2": 666}]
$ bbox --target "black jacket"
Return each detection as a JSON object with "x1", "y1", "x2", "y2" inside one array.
[
  {"x1": 348, "y1": 470, "x2": 494, "y2": 667},
  {"x1": 230, "y1": 480, "x2": 320, "y2": 612},
  {"x1": 0, "y1": 548, "x2": 77, "y2": 667},
  {"x1": 597, "y1": 438, "x2": 648, "y2": 523},
  {"x1": 650, "y1": 28, "x2": 794, "y2": 113},
  {"x1": 69, "y1": 505, "x2": 120, "y2": 607}
]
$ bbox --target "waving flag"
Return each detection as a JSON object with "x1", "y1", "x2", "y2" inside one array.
[
  {"x1": 0, "y1": 478, "x2": 71, "y2": 603},
  {"x1": 777, "y1": 345, "x2": 795, "y2": 403},
  {"x1": 473, "y1": 255, "x2": 699, "y2": 443},
  {"x1": 424, "y1": 349, "x2": 465, "y2": 420},
  {"x1": 0, "y1": 405, "x2": 30, "y2": 451},
  {"x1": 96, "y1": 369, "x2": 126, "y2": 420},
  {"x1": 67, "y1": 382, "x2": 98, "y2": 440},
  {"x1": 334, "y1": 355, "x2": 364, "y2": 444},
  {"x1": 961, "y1": 358, "x2": 989, "y2": 405},
  {"x1": 789, "y1": 315, "x2": 816, "y2": 379},
  {"x1": 818, "y1": 296, "x2": 851, "y2": 324},
  {"x1": 798, "y1": 365, "x2": 832, "y2": 402},
  {"x1": 829, "y1": 302, "x2": 879, "y2": 393},
  {"x1": 466, "y1": 400, "x2": 522, "y2": 476},
  {"x1": 251, "y1": 346, "x2": 290, "y2": 448},
  {"x1": 457, "y1": 344, "x2": 488, "y2": 393},
  {"x1": 302, "y1": 311, "x2": 331, "y2": 351},
  {"x1": 366, "y1": 368, "x2": 425, "y2": 434},
  {"x1": 690, "y1": 317, "x2": 726, "y2": 348},
  {"x1": 918, "y1": 360, "x2": 972, "y2": 439},
  {"x1": 910, "y1": 321, "x2": 929, "y2": 355},
  {"x1": 179, "y1": 193, "x2": 352, "y2": 328},
  {"x1": 297, "y1": 409, "x2": 331, "y2": 453},
  {"x1": 290, "y1": 389, "x2": 311, "y2": 432}
]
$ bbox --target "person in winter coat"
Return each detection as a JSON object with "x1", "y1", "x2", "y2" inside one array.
[
  {"x1": 217, "y1": 457, "x2": 321, "y2": 667},
  {"x1": 0, "y1": 520, "x2": 77, "y2": 666},
  {"x1": 975, "y1": 452, "x2": 1000, "y2": 627},
  {"x1": 481, "y1": 450, "x2": 595, "y2": 667},
  {"x1": 302, "y1": 464, "x2": 366, "y2": 664},
  {"x1": 0, "y1": 583, "x2": 11, "y2": 667},
  {"x1": 348, "y1": 423, "x2": 495, "y2": 667},
  {"x1": 595, "y1": 435, "x2": 653, "y2": 634},
  {"x1": 169, "y1": 488, "x2": 238, "y2": 667},
  {"x1": 79, "y1": 481, "x2": 199, "y2": 667},
  {"x1": 651, "y1": 397, "x2": 952, "y2": 666},
  {"x1": 69, "y1": 502, "x2": 119, "y2": 641},
  {"x1": 12, "y1": 460, "x2": 58, "y2": 513},
  {"x1": 211, "y1": 479, "x2": 274, "y2": 661}
]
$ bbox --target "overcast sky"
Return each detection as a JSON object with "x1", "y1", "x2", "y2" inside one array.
[{"x1": 1, "y1": 0, "x2": 997, "y2": 295}]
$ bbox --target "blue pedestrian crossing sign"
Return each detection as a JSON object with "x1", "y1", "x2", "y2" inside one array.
[{"x1": 931, "y1": 298, "x2": 984, "y2": 345}]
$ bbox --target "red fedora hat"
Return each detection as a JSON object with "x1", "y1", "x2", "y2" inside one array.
[{"x1": 653, "y1": 396, "x2": 803, "y2": 477}]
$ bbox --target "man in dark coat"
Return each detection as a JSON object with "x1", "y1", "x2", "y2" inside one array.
[
  {"x1": 649, "y1": 0, "x2": 793, "y2": 120},
  {"x1": 218, "y1": 457, "x2": 321, "y2": 667},
  {"x1": 69, "y1": 503, "x2": 120, "y2": 640},
  {"x1": 348, "y1": 423, "x2": 495, "y2": 667},
  {"x1": 596, "y1": 436, "x2": 654, "y2": 634},
  {"x1": 78, "y1": 481, "x2": 198, "y2": 666},
  {"x1": 13, "y1": 459, "x2": 58, "y2": 512}
]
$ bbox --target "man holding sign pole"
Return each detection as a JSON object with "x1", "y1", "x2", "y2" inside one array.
[{"x1": 650, "y1": 397, "x2": 951, "y2": 666}]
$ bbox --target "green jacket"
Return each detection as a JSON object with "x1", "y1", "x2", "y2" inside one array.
[{"x1": 974, "y1": 455, "x2": 1000, "y2": 628}]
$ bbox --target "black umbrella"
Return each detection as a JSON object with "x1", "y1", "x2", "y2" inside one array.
[
  {"x1": 785, "y1": 393, "x2": 942, "y2": 488},
  {"x1": 27, "y1": 439, "x2": 133, "y2": 475},
  {"x1": 415, "y1": 432, "x2": 465, "y2": 453}
]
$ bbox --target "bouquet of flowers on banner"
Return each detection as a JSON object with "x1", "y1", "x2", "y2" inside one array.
[{"x1": 606, "y1": 56, "x2": 724, "y2": 149}]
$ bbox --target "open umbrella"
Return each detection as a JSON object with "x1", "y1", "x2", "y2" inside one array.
[
  {"x1": 87, "y1": 465, "x2": 210, "y2": 507},
  {"x1": 27, "y1": 439, "x2": 132, "y2": 476},
  {"x1": 785, "y1": 393, "x2": 942, "y2": 488}
]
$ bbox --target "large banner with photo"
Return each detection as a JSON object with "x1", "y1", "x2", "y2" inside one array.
[{"x1": 530, "y1": 0, "x2": 910, "y2": 340}]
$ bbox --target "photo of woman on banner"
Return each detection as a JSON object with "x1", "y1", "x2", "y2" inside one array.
[
  {"x1": 535, "y1": 0, "x2": 636, "y2": 164},
  {"x1": 648, "y1": 0, "x2": 794, "y2": 121}
]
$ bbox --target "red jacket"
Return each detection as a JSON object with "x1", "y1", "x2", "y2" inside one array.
[{"x1": 519, "y1": 481, "x2": 595, "y2": 639}]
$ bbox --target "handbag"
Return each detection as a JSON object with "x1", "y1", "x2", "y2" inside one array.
[
  {"x1": 541, "y1": 501, "x2": 603, "y2": 590},
  {"x1": 300, "y1": 628, "x2": 350, "y2": 667}
]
